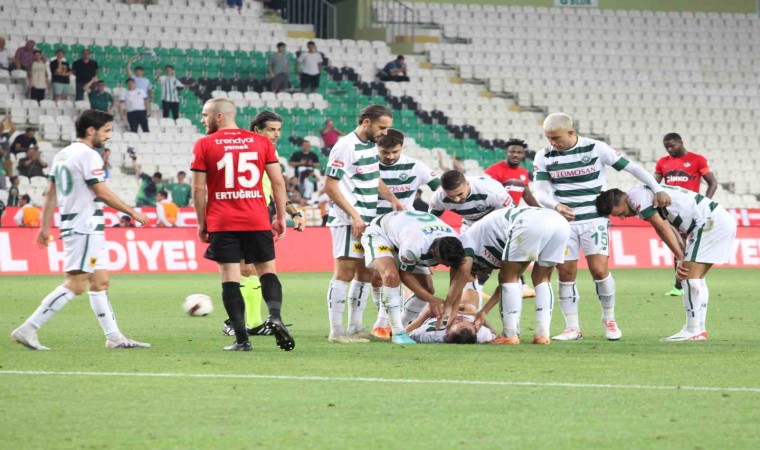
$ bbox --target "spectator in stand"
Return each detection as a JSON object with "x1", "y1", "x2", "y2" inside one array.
[
  {"x1": 378, "y1": 55, "x2": 410, "y2": 82},
  {"x1": 84, "y1": 78, "x2": 114, "y2": 114},
  {"x1": 17, "y1": 146, "x2": 48, "y2": 179},
  {"x1": 120, "y1": 78, "x2": 150, "y2": 133},
  {"x1": 102, "y1": 148, "x2": 112, "y2": 180},
  {"x1": 227, "y1": 0, "x2": 243, "y2": 13},
  {"x1": 132, "y1": 156, "x2": 163, "y2": 207},
  {"x1": 288, "y1": 140, "x2": 320, "y2": 178},
  {"x1": 0, "y1": 146, "x2": 8, "y2": 189},
  {"x1": 296, "y1": 41, "x2": 324, "y2": 94},
  {"x1": 11, "y1": 128, "x2": 38, "y2": 156},
  {"x1": 1, "y1": 114, "x2": 15, "y2": 149},
  {"x1": 267, "y1": 42, "x2": 290, "y2": 94},
  {"x1": 157, "y1": 65, "x2": 185, "y2": 119},
  {"x1": 113, "y1": 215, "x2": 135, "y2": 227},
  {"x1": 413, "y1": 189, "x2": 429, "y2": 212},
  {"x1": 127, "y1": 55, "x2": 153, "y2": 107},
  {"x1": 299, "y1": 169, "x2": 319, "y2": 200},
  {"x1": 166, "y1": 170, "x2": 192, "y2": 207},
  {"x1": 0, "y1": 37, "x2": 16, "y2": 72},
  {"x1": 50, "y1": 49, "x2": 72, "y2": 101},
  {"x1": 286, "y1": 176, "x2": 304, "y2": 206},
  {"x1": 13, "y1": 194, "x2": 41, "y2": 227},
  {"x1": 28, "y1": 51, "x2": 49, "y2": 104},
  {"x1": 14, "y1": 40, "x2": 37, "y2": 71},
  {"x1": 72, "y1": 49, "x2": 99, "y2": 101},
  {"x1": 320, "y1": 118, "x2": 343, "y2": 156},
  {"x1": 155, "y1": 190, "x2": 179, "y2": 227},
  {"x1": 7, "y1": 176, "x2": 20, "y2": 206}
]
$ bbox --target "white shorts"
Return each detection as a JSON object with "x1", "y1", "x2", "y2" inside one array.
[
  {"x1": 504, "y1": 209, "x2": 571, "y2": 267},
  {"x1": 564, "y1": 217, "x2": 610, "y2": 261},
  {"x1": 361, "y1": 223, "x2": 431, "y2": 274},
  {"x1": 685, "y1": 207, "x2": 737, "y2": 264},
  {"x1": 330, "y1": 225, "x2": 365, "y2": 259},
  {"x1": 63, "y1": 233, "x2": 107, "y2": 273}
]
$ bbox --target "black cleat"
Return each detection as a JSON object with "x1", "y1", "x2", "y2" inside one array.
[
  {"x1": 223, "y1": 340, "x2": 252, "y2": 351},
  {"x1": 266, "y1": 317, "x2": 295, "y2": 351},
  {"x1": 247, "y1": 322, "x2": 274, "y2": 336}
]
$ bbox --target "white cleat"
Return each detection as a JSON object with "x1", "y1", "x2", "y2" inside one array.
[
  {"x1": 11, "y1": 326, "x2": 50, "y2": 351},
  {"x1": 552, "y1": 328, "x2": 583, "y2": 341},
  {"x1": 106, "y1": 337, "x2": 151, "y2": 348},
  {"x1": 328, "y1": 333, "x2": 370, "y2": 343},
  {"x1": 347, "y1": 329, "x2": 372, "y2": 340},
  {"x1": 661, "y1": 329, "x2": 707, "y2": 342},
  {"x1": 603, "y1": 320, "x2": 622, "y2": 341}
]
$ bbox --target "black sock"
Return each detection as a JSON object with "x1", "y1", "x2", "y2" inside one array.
[
  {"x1": 260, "y1": 273, "x2": 282, "y2": 320},
  {"x1": 673, "y1": 259, "x2": 682, "y2": 290},
  {"x1": 222, "y1": 282, "x2": 248, "y2": 343}
]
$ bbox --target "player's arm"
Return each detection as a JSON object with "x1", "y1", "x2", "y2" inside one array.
[
  {"x1": 522, "y1": 183, "x2": 539, "y2": 207},
  {"x1": 285, "y1": 201, "x2": 305, "y2": 232},
  {"x1": 440, "y1": 256, "x2": 473, "y2": 330},
  {"x1": 703, "y1": 172, "x2": 718, "y2": 199},
  {"x1": 90, "y1": 182, "x2": 148, "y2": 226},
  {"x1": 399, "y1": 271, "x2": 445, "y2": 318},
  {"x1": 608, "y1": 147, "x2": 670, "y2": 207},
  {"x1": 126, "y1": 55, "x2": 136, "y2": 78},
  {"x1": 264, "y1": 161, "x2": 288, "y2": 239},
  {"x1": 35, "y1": 180, "x2": 57, "y2": 246},
  {"x1": 404, "y1": 304, "x2": 434, "y2": 333},
  {"x1": 191, "y1": 170, "x2": 208, "y2": 243},
  {"x1": 324, "y1": 175, "x2": 365, "y2": 237},
  {"x1": 646, "y1": 213, "x2": 688, "y2": 279},
  {"x1": 378, "y1": 179, "x2": 404, "y2": 211}
]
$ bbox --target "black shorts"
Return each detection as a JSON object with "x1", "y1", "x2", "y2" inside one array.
[
  {"x1": 204, "y1": 231, "x2": 275, "y2": 264},
  {"x1": 300, "y1": 73, "x2": 320, "y2": 89}
]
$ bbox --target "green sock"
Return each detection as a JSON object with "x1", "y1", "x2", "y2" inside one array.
[{"x1": 241, "y1": 275, "x2": 263, "y2": 327}]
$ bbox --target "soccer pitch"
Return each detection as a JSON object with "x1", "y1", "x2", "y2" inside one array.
[{"x1": 3, "y1": 269, "x2": 759, "y2": 449}]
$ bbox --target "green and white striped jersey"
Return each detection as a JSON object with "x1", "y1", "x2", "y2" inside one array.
[
  {"x1": 377, "y1": 154, "x2": 440, "y2": 215},
  {"x1": 534, "y1": 136, "x2": 629, "y2": 222},
  {"x1": 460, "y1": 207, "x2": 533, "y2": 270},
  {"x1": 325, "y1": 132, "x2": 380, "y2": 226},
  {"x1": 48, "y1": 142, "x2": 106, "y2": 237},
  {"x1": 428, "y1": 176, "x2": 513, "y2": 228},
  {"x1": 627, "y1": 185, "x2": 720, "y2": 235}
]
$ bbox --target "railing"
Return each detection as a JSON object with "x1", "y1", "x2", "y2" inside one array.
[
  {"x1": 284, "y1": 0, "x2": 337, "y2": 40},
  {"x1": 371, "y1": 0, "x2": 416, "y2": 45}
]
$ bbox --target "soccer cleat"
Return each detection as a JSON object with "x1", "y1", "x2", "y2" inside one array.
[
  {"x1": 664, "y1": 287, "x2": 684, "y2": 297},
  {"x1": 490, "y1": 335, "x2": 520, "y2": 345},
  {"x1": 265, "y1": 317, "x2": 295, "y2": 351},
  {"x1": 223, "y1": 340, "x2": 252, "y2": 351},
  {"x1": 106, "y1": 337, "x2": 151, "y2": 349},
  {"x1": 348, "y1": 329, "x2": 372, "y2": 340},
  {"x1": 603, "y1": 320, "x2": 622, "y2": 341},
  {"x1": 11, "y1": 326, "x2": 50, "y2": 351},
  {"x1": 532, "y1": 335, "x2": 551, "y2": 345},
  {"x1": 390, "y1": 330, "x2": 416, "y2": 345},
  {"x1": 661, "y1": 329, "x2": 706, "y2": 342},
  {"x1": 552, "y1": 329, "x2": 584, "y2": 341},
  {"x1": 370, "y1": 326, "x2": 391, "y2": 341},
  {"x1": 222, "y1": 320, "x2": 235, "y2": 337},
  {"x1": 248, "y1": 322, "x2": 274, "y2": 336},
  {"x1": 522, "y1": 288, "x2": 536, "y2": 298},
  {"x1": 328, "y1": 334, "x2": 370, "y2": 343}
]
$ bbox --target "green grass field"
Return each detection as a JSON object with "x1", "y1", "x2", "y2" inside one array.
[{"x1": 2, "y1": 269, "x2": 760, "y2": 449}]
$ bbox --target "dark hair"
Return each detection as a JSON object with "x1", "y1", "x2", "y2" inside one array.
[
  {"x1": 135, "y1": 66, "x2": 144, "y2": 71},
  {"x1": 250, "y1": 110, "x2": 283, "y2": 132},
  {"x1": 663, "y1": 132, "x2": 682, "y2": 142},
  {"x1": 431, "y1": 236, "x2": 465, "y2": 267},
  {"x1": 276, "y1": 42, "x2": 285, "y2": 48},
  {"x1": 126, "y1": 77, "x2": 135, "y2": 83},
  {"x1": 158, "y1": 190, "x2": 168, "y2": 198},
  {"x1": 33, "y1": 50, "x2": 41, "y2": 55},
  {"x1": 440, "y1": 170, "x2": 466, "y2": 191},
  {"x1": 55, "y1": 48, "x2": 64, "y2": 54},
  {"x1": 96, "y1": 80, "x2": 105, "y2": 84},
  {"x1": 444, "y1": 326, "x2": 477, "y2": 344},
  {"x1": 595, "y1": 188, "x2": 626, "y2": 217},
  {"x1": 396, "y1": 55, "x2": 405, "y2": 60},
  {"x1": 10, "y1": 175, "x2": 18, "y2": 183},
  {"x1": 504, "y1": 138, "x2": 528, "y2": 149},
  {"x1": 307, "y1": 41, "x2": 316, "y2": 46},
  {"x1": 376, "y1": 128, "x2": 404, "y2": 149},
  {"x1": 165, "y1": 65, "x2": 174, "y2": 70},
  {"x1": 21, "y1": 194, "x2": 31, "y2": 203},
  {"x1": 152, "y1": 172, "x2": 163, "y2": 180},
  {"x1": 75, "y1": 110, "x2": 114, "y2": 138},
  {"x1": 26, "y1": 127, "x2": 35, "y2": 133},
  {"x1": 357, "y1": 104, "x2": 392, "y2": 125},
  {"x1": 177, "y1": 170, "x2": 186, "y2": 176}
]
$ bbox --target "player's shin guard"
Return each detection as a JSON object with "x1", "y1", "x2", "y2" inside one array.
[
  {"x1": 25, "y1": 285, "x2": 76, "y2": 330},
  {"x1": 372, "y1": 286, "x2": 382, "y2": 310},
  {"x1": 594, "y1": 274, "x2": 616, "y2": 321},
  {"x1": 534, "y1": 282, "x2": 553, "y2": 337},
  {"x1": 558, "y1": 281, "x2": 580, "y2": 330},
  {"x1": 700, "y1": 279, "x2": 709, "y2": 332},
  {"x1": 500, "y1": 283, "x2": 522, "y2": 338},
  {"x1": 327, "y1": 279, "x2": 349, "y2": 336},
  {"x1": 222, "y1": 282, "x2": 248, "y2": 343},
  {"x1": 347, "y1": 280, "x2": 370, "y2": 334},
  {"x1": 89, "y1": 291, "x2": 122, "y2": 340},
  {"x1": 683, "y1": 279, "x2": 703, "y2": 333},
  {"x1": 401, "y1": 295, "x2": 426, "y2": 326},
  {"x1": 259, "y1": 273, "x2": 283, "y2": 320},
  {"x1": 241, "y1": 275, "x2": 263, "y2": 327},
  {"x1": 381, "y1": 286, "x2": 404, "y2": 335}
]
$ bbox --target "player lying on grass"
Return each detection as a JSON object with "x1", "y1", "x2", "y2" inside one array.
[
  {"x1": 361, "y1": 211, "x2": 473, "y2": 344},
  {"x1": 596, "y1": 185, "x2": 737, "y2": 341},
  {"x1": 462, "y1": 207, "x2": 571, "y2": 345}
]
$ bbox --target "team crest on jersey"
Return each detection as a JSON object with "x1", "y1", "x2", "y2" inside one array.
[
  {"x1": 88, "y1": 256, "x2": 98, "y2": 267},
  {"x1": 598, "y1": 225, "x2": 605, "y2": 231},
  {"x1": 476, "y1": 205, "x2": 487, "y2": 212},
  {"x1": 398, "y1": 173, "x2": 409, "y2": 181},
  {"x1": 683, "y1": 162, "x2": 691, "y2": 168},
  {"x1": 581, "y1": 156, "x2": 592, "y2": 164}
]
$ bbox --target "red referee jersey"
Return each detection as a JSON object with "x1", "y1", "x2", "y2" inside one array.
[
  {"x1": 191, "y1": 128, "x2": 278, "y2": 232},
  {"x1": 654, "y1": 151, "x2": 711, "y2": 193},
  {"x1": 484, "y1": 161, "x2": 530, "y2": 204}
]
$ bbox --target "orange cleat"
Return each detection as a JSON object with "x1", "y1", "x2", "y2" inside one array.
[{"x1": 370, "y1": 326, "x2": 391, "y2": 341}]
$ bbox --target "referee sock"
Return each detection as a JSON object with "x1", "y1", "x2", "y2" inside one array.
[
  {"x1": 534, "y1": 282, "x2": 553, "y2": 337},
  {"x1": 558, "y1": 281, "x2": 580, "y2": 330},
  {"x1": 240, "y1": 275, "x2": 263, "y2": 327},
  {"x1": 594, "y1": 274, "x2": 616, "y2": 321},
  {"x1": 500, "y1": 283, "x2": 522, "y2": 338},
  {"x1": 327, "y1": 279, "x2": 348, "y2": 336},
  {"x1": 347, "y1": 280, "x2": 370, "y2": 334},
  {"x1": 222, "y1": 282, "x2": 248, "y2": 344},
  {"x1": 700, "y1": 279, "x2": 709, "y2": 332},
  {"x1": 89, "y1": 291, "x2": 122, "y2": 341},
  {"x1": 381, "y1": 286, "x2": 405, "y2": 335},
  {"x1": 259, "y1": 273, "x2": 283, "y2": 320},
  {"x1": 25, "y1": 285, "x2": 76, "y2": 330},
  {"x1": 401, "y1": 294, "x2": 427, "y2": 326}
]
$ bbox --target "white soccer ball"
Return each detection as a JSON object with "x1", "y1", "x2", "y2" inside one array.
[{"x1": 183, "y1": 294, "x2": 214, "y2": 317}]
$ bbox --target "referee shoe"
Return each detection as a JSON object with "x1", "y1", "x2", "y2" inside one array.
[{"x1": 265, "y1": 316, "x2": 295, "y2": 351}]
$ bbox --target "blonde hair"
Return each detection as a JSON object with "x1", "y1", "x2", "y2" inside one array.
[{"x1": 543, "y1": 113, "x2": 574, "y2": 132}]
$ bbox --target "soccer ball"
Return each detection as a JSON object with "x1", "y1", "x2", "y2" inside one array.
[{"x1": 183, "y1": 294, "x2": 214, "y2": 316}]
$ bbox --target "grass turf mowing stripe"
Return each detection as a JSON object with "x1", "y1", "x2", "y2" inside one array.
[{"x1": 2, "y1": 370, "x2": 759, "y2": 393}]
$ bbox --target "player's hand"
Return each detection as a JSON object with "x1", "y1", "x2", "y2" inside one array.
[
  {"x1": 350, "y1": 214, "x2": 366, "y2": 238},
  {"x1": 197, "y1": 226, "x2": 209, "y2": 243},
  {"x1": 131, "y1": 211, "x2": 149, "y2": 226},
  {"x1": 436, "y1": 303, "x2": 454, "y2": 330},
  {"x1": 653, "y1": 191, "x2": 672, "y2": 208},
  {"x1": 473, "y1": 311, "x2": 487, "y2": 331},
  {"x1": 272, "y1": 216, "x2": 287, "y2": 240},
  {"x1": 675, "y1": 261, "x2": 689, "y2": 281},
  {"x1": 293, "y1": 214, "x2": 306, "y2": 232},
  {"x1": 555, "y1": 204, "x2": 576, "y2": 221},
  {"x1": 35, "y1": 229, "x2": 50, "y2": 248},
  {"x1": 391, "y1": 199, "x2": 406, "y2": 211},
  {"x1": 427, "y1": 297, "x2": 444, "y2": 319}
]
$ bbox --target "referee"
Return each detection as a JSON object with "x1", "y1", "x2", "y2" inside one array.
[{"x1": 158, "y1": 65, "x2": 185, "y2": 119}]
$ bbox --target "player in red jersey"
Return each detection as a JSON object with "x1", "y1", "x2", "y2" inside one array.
[
  {"x1": 484, "y1": 139, "x2": 538, "y2": 207},
  {"x1": 191, "y1": 98, "x2": 294, "y2": 352},
  {"x1": 655, "y1": 132, "x2": 719, "y2": 297}
]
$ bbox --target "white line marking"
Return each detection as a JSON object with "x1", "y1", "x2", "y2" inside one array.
[{"x1": 1, "y1": 370, "x2": 758, "y2": 393}]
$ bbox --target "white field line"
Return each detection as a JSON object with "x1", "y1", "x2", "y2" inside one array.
[{"x1": 1, "y1": 370, "x2": 759, "y2": 393}]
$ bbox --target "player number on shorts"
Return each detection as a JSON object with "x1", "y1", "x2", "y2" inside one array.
[
  {"x1": 54, "y1": 165, "x2": 74, "y2": 196},
  {"x1": 592, "y1": 231, "x2": 608, "y2": 247},
  {"x1": 217, "y1": 152, "x2": 261, "y2": 189}
]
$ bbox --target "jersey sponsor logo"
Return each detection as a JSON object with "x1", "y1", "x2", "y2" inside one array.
[
  {"x1": 480, "y1": 249, "x2": 501, "y2": 267},
  {"x1": 330, "y1": 160, "x2": 344, "y2": 168},
  {"x1": 550, "y1": 166, "x2": 598, "y2": 178},
  {"x1": 389, "y1": 185, "x2": 413, "y2": 193},
  {"x1": 214, "y1": 190, "x2": 263, "y2": 200},
  {"x1": 214, "y1": 136, "x2": 255, "y2": 151},
  {"x1": 91, "y1": 168, "x2": 104, "y2": 176},
  {"x1": 615, "y1": 150, "x2": 622, "y2": 156},
  {"x1": 665, "y1": 170, "x2": 695, "y2": 184},
  {"x1": 683, "y1": 162, "x2": 691, "y2": 168},
  {"x1": 377, "y1": 244, "x2": 393, "y2": 254},
  {"x1": 421, "y1": 225, "x2": 453, "y2": 235},
  {"x1": 355, "y1": 163, "x2": 379, "y2": 174},
  {"x1": 352, "y1": 242, "x2": 364, "y2": 253}
]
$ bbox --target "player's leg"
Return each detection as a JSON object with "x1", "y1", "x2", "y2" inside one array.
[
  {"x1": 254, "y1": 259, "x2": 295, "y2": 352},
  {"x1": 497, "y1": 261, "x2": 530, "y2": 343},
  {"x1": 401, "y1": 271, "x2": 434, "y2": 326},
  {"x1": 207, "y1": 232, "x2": 250, "y2": 351},
  {"x1": 582, "y1": 220, "x2": 621, "y2": 340},
  {"x1": 531, "y1": 265, "x2": 555, "y2": 344},
  {"x1": 240, "y1": 261, "x2": 264, "y2": 332},
  {"x1": 326, "y1": 226, "x2": 366, "y2": 342},
  {"x1": 531, "y1": 213, "x2": 568, "y2": 344},
  {"x1": 665, "y1": 231, "x2": 688, "y2": 296},
  {"x1": 553, "y1": 222, "x2": 582, "y2": 340},
  {"x1": 88, "y1": 267, "x2": 150, "y2": 349},
  {"x1": 370, "y1": 274, "x2": 391, "y2": 340},
  {"x1": 346, "y1": 265, "x2": 374, "y2": 338},
  {"x1": 372, "y1": 257, "x2": 414, "y2": 345}
]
